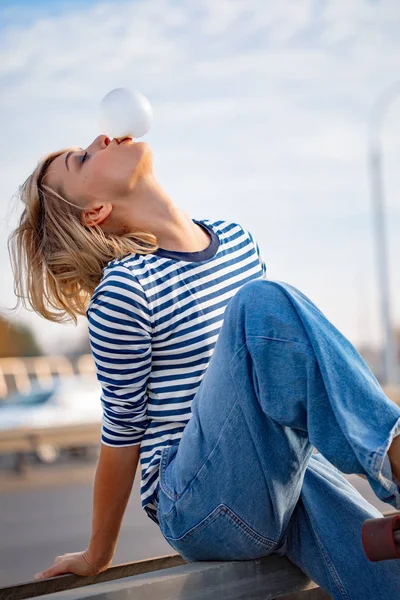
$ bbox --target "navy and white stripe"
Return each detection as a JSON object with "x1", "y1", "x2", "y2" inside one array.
[{"x1": 87, "y1": 219, "x2": 266, "y2": 514}]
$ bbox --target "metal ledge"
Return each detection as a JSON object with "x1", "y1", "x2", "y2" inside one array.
[
  {"x1": 1, "y1": 554, "x2": 331, "y2": 600},
  {"x1": 34, "y1": 556, "x2": 330, "y2": 600}
]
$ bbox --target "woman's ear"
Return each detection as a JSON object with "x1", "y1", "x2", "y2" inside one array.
[{"x1": 81, "y1": 203, "x2": 113, "y2": 227}]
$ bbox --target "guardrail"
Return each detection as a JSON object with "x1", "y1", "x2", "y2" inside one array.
[
  {"x1": 0, "y1": 423, "x2": 101, "y2": 454},
  {"x1": 1, "y1": 510, "x2": 397, "y2": 600},
  {"x1": 0, "y1": 423, "x2": 101, "y2": 472},
  {"x1": 0, "y1": 355, "x2": 96, "y2": 399}
]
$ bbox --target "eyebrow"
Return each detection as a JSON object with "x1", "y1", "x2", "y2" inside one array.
[
  {"x1": 65, "y1": 151, "x2": 73, "y2": 171},
  {"x1": 64, "y1": 148, "x2": 83, "y2": 172}
]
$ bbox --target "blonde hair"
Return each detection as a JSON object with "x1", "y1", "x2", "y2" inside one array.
[{"x1": 8, "y1": 149, "x2": 158, "y2": 325}]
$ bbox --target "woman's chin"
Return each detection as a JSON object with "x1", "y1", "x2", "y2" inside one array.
[
  {"x1": 131, "y1": 144, "x2": 153, "y2": 183},
  {"x1": 140, "y1": 143, "x2": 153, "y2": 167}
]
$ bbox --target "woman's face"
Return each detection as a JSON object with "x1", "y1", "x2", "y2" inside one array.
[{"x1": 46, "y1": 135, "x2": 151, "y2": 207}]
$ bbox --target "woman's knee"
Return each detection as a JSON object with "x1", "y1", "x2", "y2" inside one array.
[
  {"x1": 226, "y1": 279, "x2": 307, "y2": 341},
  {"x1": 232, "y1": 279, "x2": 293, "y2": 315}
]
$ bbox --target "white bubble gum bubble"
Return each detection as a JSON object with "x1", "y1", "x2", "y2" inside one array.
[{"x1": 99, "y1": 88, "x2": 153, "y2": 140}]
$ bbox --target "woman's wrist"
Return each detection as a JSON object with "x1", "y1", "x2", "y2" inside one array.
[{"x1": 84, "y1": 543, "x2": 113, "y2": 571}]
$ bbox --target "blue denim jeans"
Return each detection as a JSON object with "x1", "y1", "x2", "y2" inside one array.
[{"x1": 156, "y1": 280, "x2": 400, "y2": 599}]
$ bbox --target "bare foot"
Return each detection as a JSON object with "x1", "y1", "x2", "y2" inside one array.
[{"x1": 387, "y1": 435, "x2": 400, "y2": 483}]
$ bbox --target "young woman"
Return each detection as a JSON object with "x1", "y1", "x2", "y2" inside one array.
[{"x1": 10, "y1": 134, "x2": 400, "y2": 599}]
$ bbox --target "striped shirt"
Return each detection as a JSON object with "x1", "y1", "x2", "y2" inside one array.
[{"x1": 87, "y1": 219, "x2": 266, "y2": 517}]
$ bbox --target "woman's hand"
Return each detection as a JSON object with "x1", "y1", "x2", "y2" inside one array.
[{"x1": 34, "y1": 550, "x2": 109, "y2": 580}]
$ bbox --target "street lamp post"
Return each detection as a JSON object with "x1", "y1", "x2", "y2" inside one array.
[{"x1": 368, "y1": 82, "x2": 400, "y2": 385}]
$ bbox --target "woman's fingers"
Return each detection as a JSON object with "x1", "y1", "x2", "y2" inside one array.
[
  {"x1": 34, "y1": 551, "x2": 101, "y2": 580},
  {"x1": 34, "y1": 560, "x2": 70, "y2": 580}
]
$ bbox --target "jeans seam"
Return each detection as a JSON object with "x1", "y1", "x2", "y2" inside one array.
[
  {"x1": 223, "y1": 506, "x2": 276, "y2": 548},
  {"x1": 229, "y1": 337, "x2": 312, "y2": 369},
  {"x1": 160, "y1": 445, "x2": 179, "y2": 501},
  {"x1": 164, "y1": 503, "x2": 276, "y2": 549},
  {"x1": 163, "y1": 504, "x2": 223, "y2": 542},
  {"x1": 246, "y1": 334, "x2": 312, "y2": 348},
  {"x1": 159, "y1": 396, "x2": 242, "y2": 503},
  {"x1": 181, "y1": 395, "x2": 241, "y2": 494}
]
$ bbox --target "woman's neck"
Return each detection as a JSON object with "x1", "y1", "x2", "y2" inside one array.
[{"x1": 123, "y1": 174, "x2": 210, "y2": 253}]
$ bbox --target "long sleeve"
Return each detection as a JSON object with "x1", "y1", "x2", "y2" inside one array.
[
  {"x1": 245, "y1": 228, "x2": 267, "y2": 279},
  {"x1": 254, "y1": 239, "x2": 267, "y2": 278},
  {"x1": 87, "y1": 265, "x2": 152, "y2": 447}
]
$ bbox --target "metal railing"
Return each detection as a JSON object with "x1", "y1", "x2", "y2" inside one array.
[
  {"x1": 0, "y1": 355, "x2": 96, "y2": 399},
  {"x1": 0, "y1": 423, "x2": 101, "y2": 455}
]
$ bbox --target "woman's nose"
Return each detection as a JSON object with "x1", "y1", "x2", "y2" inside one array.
[{"x1": 88, "y1": 135, "x2": 110, "y2": 152}]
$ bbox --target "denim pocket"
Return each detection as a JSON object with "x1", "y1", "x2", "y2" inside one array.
[
  {"x1": 159, "y1": 443, "x2": 181, "y2": 502},
  {"x1": 163, "y1": 503, "x2": 276, "y2": 562}
]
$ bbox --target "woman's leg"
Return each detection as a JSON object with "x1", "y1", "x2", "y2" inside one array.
[
  {"x1": 284, "y1": 452, "x2": 400, "y2": 600},
  {"x1": 235, "y1": 279, "x2": 400, "y2": 507},
  {"x1": 156, "y1": 279, "x2": 400, "y2": 597}
]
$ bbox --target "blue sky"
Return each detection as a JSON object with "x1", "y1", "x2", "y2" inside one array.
[{"x1": 1, "y1": 0, "x2": 400, "y2": 354}]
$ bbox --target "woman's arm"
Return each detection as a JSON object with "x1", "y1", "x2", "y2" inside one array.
[
  {"x1": 35, "y1": 443, "x2": 140, "y2": 580},
  {"x1": 87, "y1": 443, "x2": 140, "y2": 569},
  {"x1": 35, "y1": 267, "x2": 151, "y2": 580}
]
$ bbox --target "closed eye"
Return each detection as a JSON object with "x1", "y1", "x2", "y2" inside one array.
[{"x1": 80, "y1": 151, "x2": 89, "y2": 165}]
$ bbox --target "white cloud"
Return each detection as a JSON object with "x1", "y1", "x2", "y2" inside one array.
[{"x1": 1, "y1": 0, "x2": 400, "y2": 355}]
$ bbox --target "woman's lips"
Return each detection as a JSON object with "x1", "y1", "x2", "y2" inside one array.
[{"x1": 113, "y1": 137, "x2": 133, "y2": 145}]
